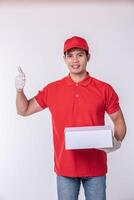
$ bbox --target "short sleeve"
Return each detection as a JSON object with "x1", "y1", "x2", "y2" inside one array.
[
  {"x1": 34, "y1": 85, "x2": 48, "y2": 109},
  {"x1": 105, "y1": 84, "x2": 120, "y2": 114}
]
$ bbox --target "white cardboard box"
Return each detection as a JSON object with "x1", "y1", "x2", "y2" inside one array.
[{"x1": 65, "y1": 126, "x2": 113, "y2": 150}]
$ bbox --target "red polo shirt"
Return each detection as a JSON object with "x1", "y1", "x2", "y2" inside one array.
[{"x1": 35, "y1": 72, "x2": 119, "y2": 177}]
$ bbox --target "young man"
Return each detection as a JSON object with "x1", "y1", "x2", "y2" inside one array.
[{"x1": 15, "y1": 36, "x2": 126, "y2": 200}]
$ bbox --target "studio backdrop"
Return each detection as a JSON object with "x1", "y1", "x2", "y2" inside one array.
[{"x1": 0, "y1": 1, "x2": 133, "y2": 200}]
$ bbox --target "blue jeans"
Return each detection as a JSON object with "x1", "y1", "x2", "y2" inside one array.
[{"x1": 57, "y1": 175, "x2": 106, "y2": 200}]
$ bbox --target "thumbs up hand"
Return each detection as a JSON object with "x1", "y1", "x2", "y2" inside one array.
[{"x1": 15, "y1": 66, "x2": 26, "y2": 91}]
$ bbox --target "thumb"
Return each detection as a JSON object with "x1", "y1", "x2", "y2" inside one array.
[{"x1": 18, "y1": 66, "x2": 25, "y2": 74}]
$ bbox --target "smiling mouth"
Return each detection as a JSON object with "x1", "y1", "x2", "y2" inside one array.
[{"x1": 72, "y1": 65, "x2": 80, "y2": 69}]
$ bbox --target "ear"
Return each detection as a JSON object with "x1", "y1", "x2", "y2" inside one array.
[
  {"x1": 87, "y1": 53, "x2": 90, "y2": 62},
  {"x1": 63, "y1": 55, "x2": 67, "y2": 64}
]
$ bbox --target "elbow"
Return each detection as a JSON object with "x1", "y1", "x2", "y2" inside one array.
[
  {"x1": 17, "y1": 110, "x2": 28, "y2": 117},
  {"x1": 122, "y1": 119, "x2": 127, "y2": 139},
  {"x1": 114, "y1": 121, "x2": 127, "y2": 142},
  {"x1": 119, "y1": 123, "x2": 127, "y2": 141},
  {"x1": 123, "y1": 123, "x2": 127, "y2": 138}
]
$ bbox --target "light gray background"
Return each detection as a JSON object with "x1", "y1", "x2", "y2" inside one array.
[{"x1": 0, "y1": 1, "x2": 133, "y2": 200}]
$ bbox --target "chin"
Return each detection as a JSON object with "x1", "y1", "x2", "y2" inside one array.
[{"x1": 70, "y1": 69, "x2": 86, "y2": 75}]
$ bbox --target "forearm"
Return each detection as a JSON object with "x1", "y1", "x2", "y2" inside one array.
[
  {"x1": 114, "y1": 117, "x2": 127, "y2": 141},
  {"x1": 15, "y1": 67, "x2": 42, "y2": 116},
  {"x1": 99, "y1": 120, "x2": 126, "y2": 154},
  {"x1": 99, "y1": 109, "x2": 126, "y2": 153},
  {"x1": 16, "y1": 90, "x2": 29, "y2": 115},
  {"x1": 109, "y1": 109, "x2": 127, "y2": 142}
]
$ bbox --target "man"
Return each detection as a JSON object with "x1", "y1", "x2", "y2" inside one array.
[{"x1": 15, "y1": 36, "x2": 126, "y2": 200}]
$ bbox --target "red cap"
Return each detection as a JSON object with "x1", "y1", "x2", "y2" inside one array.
[{"x1": 64, "y1": 36, "x2": 89, "y2": 53}]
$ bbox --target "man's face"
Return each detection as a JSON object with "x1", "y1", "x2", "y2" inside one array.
[{"x1": 64, "y1": 48, "x2": 90, "y2": 75}]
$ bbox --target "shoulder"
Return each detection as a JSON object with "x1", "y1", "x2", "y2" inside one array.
[
  {"x1": 90, "y1": 76, "x2": 112, "y2": 89},
  {"x1": 89, "y1": 76, "x2": 118, "y2": 96},
  {"x1": 45, "y1": 76, "x2": 67, "y2": 89}
]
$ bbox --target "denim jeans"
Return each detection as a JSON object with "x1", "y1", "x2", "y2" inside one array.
[{"x1": 57, "y1": 175, "x2": 106, "y2": 200}]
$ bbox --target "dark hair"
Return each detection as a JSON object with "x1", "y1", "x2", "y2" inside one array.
[{"x1": 64, "y1": 47, "x2": 89, "y2": 56}]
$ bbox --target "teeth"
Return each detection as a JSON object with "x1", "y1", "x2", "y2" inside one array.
[{"x1": 72, "y1": 65, "x2": 80, "y2": 69}]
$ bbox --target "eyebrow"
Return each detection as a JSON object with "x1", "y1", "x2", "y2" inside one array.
[{"x1": 67, "y1": 50, "x2": 85, "y2": 55}]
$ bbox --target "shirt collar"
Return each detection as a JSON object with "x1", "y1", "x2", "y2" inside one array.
[{"x1": 64, "y1": 71, "x2": 91, "y2": 87}]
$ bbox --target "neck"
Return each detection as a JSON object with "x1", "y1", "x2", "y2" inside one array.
[{"x1": 69, "y1": 71, "x2": 88, "y2": 83}]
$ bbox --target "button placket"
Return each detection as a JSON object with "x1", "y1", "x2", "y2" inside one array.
[{"x1": 75, "y1": 83, "x2": 79, "y2": 98}]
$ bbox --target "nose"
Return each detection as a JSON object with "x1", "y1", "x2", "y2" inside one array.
[{"x1": 72, "y1": 55, "x2": 79, "y2": 62}]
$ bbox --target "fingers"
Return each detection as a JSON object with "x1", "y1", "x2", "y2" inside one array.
[
  {"x1": 18, "y1": 66, "x2": 24, "y2": 75},
  {"x1": 15, "y1": 66, "x2": 26, "y2": 91},
  {"x1": 17, "y1": 66, "x2": 25, "y2": 80}
]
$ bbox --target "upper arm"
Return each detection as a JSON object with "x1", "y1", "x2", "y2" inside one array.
[
  {"x1": 109, "y1": 108, "x2": 125, "y2": 124},
  {"x1": 23, "y1": 97, "x2": 43, "y2": 116}
]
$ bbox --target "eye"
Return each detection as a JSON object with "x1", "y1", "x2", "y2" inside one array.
[
  {"x1": 66, "y1": 54, "x2": 73, "y2": 58},
  {"x1": 78, "y1": 53, "x2": 84, "y2": 57}
]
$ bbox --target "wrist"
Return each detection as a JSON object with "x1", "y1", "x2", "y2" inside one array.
[{"x1": 17, "y1": 88, "x2": 24, "y2": 93}]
